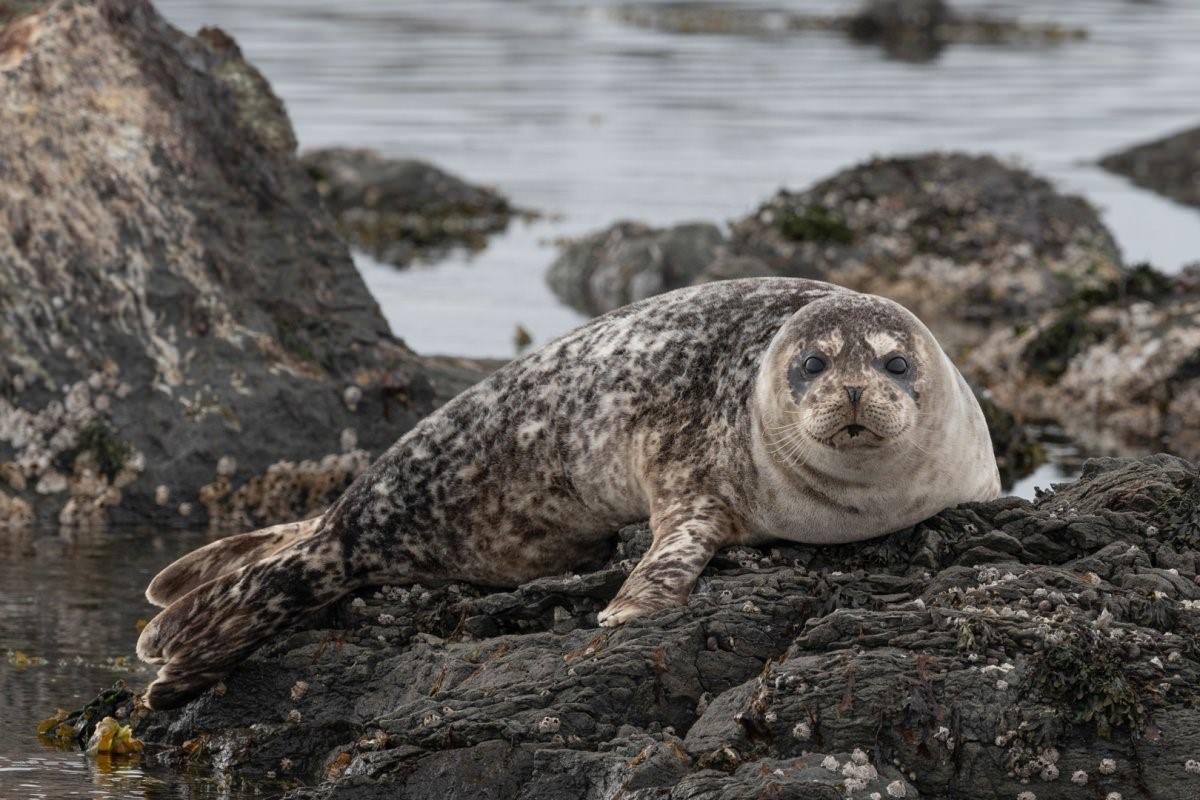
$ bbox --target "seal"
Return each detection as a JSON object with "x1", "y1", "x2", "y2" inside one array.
[{"x1": 137, "y1": 278, "x2": 1000, "y2": 709}]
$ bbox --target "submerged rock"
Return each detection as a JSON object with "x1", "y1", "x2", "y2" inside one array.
[
  {"x1": 120, "y1": 455, "x2": 1200, "y2": 799},
  {"x1": 0, "y1": 0, "x2": 485, "y2": 531},
  {"x1": 968, "y1": 265, "x2": 1200, "y2": 461},
  {"x1": 1100, "y1": 123, "x2": 1200, "y2": 210},
  {"x1": 610, "y1": 0, "x2": 1085, "y2": 62},
  {"x1": 301, "y1": 148, "x2": 524, "y2": 269}
]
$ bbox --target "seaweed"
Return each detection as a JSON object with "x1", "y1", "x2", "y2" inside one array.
[
  {"x1": 1031, "y1": 630, "x2": 1150, "y2": 738},
  {"x1": 778, "y1": 205, "x2": 854, "y2": 245},
  {"x1": 1021, "y1": 309, "x2": 1117, "y2": 381},
  {"x1": 76, "y1": 420, "x2": 133, "y2": 481}
]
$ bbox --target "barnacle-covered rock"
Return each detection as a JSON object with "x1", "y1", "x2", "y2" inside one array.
[
  {"x1": 118, "y1": 455, "x2": 1200, "y2": 799},
  {"x1": 547, "y1": 154, "x2": 1123, "y2": 358},
  {"x1": 967, "y1": 265, "x2": 1200, "y2": 460},
  {"x1": 0, "y1": 0, "x2": 486, "y2": 531},
  {"x1": 729, "y1": 153, "x2": 1123, "y2": 355}
]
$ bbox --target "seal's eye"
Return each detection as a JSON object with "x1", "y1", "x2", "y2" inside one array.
[
  {"x1": 803, "y1": 356, "x2": 826, "y2": 375},
  {"x1": 885, "y1": 356, "x2": 909, "y2": 376}
]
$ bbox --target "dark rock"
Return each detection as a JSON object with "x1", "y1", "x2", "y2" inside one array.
[
  {"x1": 1100, "y1": 123, "x2": 1200, "y2": 210},
  {"x1": 546, "y1": 222, "x2": 728, "y2": 316},
  {"x1": 971, "y1": 384, "x2": 1044, "y2": 490},
  {"x1": 609, "y1": 1, "x2": 1085, "y2": 63},
  {"x1": 847, "y1": 0, "x2": 952, "y2": 61},
  {"x1": 301, "y1": 148, "x2": 523, "y2": 269},
  {"x1": 0, "y1": 0, "x2": 486, "y2": 532},
  {"x1": 122, "y1": 455, "x2": 1200, "y2": 799},
  {"x1": 730, "y1": 153, "x2": 1123, "y2": 355},
  {"x1": 547, "y1": 153, "x2": 1124, "y2": 359}
]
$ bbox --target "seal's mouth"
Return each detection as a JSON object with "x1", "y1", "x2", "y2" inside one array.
[{"x1": 823, "y1": 423, "x2": 884, "y2": 449}]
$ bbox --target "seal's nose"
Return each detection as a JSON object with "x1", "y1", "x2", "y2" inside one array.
[{"x1": 845, "y1": 386, "x2": 864, "y2": 406}]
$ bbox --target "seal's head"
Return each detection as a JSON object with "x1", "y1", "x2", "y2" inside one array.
[{"x1": 756, "y1": 290, "x2": 952, "y2": 461}]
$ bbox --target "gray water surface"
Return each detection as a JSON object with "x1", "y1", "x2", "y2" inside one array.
[
  {"x1": 156, "y1": 0, "x2": 1200, "y2": 358},
  {"x1": 6, "y1": 1, "x2": 1200, "y2": 797}
]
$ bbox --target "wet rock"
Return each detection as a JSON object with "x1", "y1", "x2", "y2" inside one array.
[
  {"x1": 123, "y1": 455, "x2": 1200, "y2": 799},
  {"x1": 301, "y1": 148, "x2": 524, "y2": 268},
  {"x1": 546, "y1": 221, "x2": 728, "y2": 316},
  {"x1": 548, "y1": 153, "x2": 1123, "y2": 358},
  {"x1": 971, "y1": 384, "x2": 1044, "y2": 490},
  {"x1": 1100, "y1": 123, "x2": 1200, "y2": 210},
  {"x1": 730, "y1": 153, "x2": 1123, "y2": 355},
  {"x1": 0, "y1": 0, "x2": 487, "y2": 531},
  {"x1": 610, "y1": 1, "x2": 1085, "y2": 63},
  {"x1": 847, "y1": 0, "x2": 952, "y2": 61},
  {"x1": 967, "y1": 265, "x2": 1200, "y2": 461}
]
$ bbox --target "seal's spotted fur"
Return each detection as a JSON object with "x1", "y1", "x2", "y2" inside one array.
[{"x1": 138, "y1": 278, "x2": 999, "y2": 709}]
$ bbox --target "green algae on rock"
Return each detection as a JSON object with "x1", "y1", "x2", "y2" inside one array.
[{"x1": 968, "y1": 265, "x2": 1200, "y2": 462}]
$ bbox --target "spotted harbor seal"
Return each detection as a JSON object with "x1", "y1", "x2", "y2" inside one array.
[{"x1": 137, "y1": 277, "x2": 999, "y2": 709}]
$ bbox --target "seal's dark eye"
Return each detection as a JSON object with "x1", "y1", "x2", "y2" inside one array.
[
  {"x1": 804, "y1": 356, "x2": 826, "y2": 375},
  {"x1": 885, "y1": 356, "x2": 909, "y2": 376}
]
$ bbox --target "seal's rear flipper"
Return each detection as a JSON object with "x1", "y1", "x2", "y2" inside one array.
[
  {"x1": 145, "y1": 516, "x2": 324, "y2": 608},
  {"x1": 137, "y1": 531, "x2": 356, "y2": 709}
]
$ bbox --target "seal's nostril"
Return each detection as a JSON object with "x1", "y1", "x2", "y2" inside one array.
[{"x1": 845, "y1": 386, "x2": 864, "y2": 406}]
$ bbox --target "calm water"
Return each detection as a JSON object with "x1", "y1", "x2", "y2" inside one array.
[
  {"x1": 159, "y1": 0, "x2": 1200, "y2": 358},
  {"x1": 5, "y1": 0, "x2": 1200, "y2": 797}
]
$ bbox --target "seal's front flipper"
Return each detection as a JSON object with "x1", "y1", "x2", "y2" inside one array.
[
  {"x1": 598, "y1": 495, "x2": 739, "y2": 626},
  {"x1": 136, "y1": 531, "x2": 356, "y2": 709},
  {"x1": 145, "y1": 515, "x2": 324, "y2": 607}
]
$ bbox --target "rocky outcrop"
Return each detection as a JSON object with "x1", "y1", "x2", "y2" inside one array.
[
  {"x1": 0, "y1": 0, "x2": 485, "y2": 531},
  {"x1": 545, "y1": 222, "x2": 727, "y2": 316},
  {"x1": 610, "y1": 1, "x2": 1085, "y2": 62},
  {"x1": 301, "y1": 148, "x2": 524, "y2": 269},
  {"x1": 967, "y1": 265, "x2": 1200, "y2": 461},
  {"x1": 730, "y1": 154, "x2": 1124, "y2": 355},
  {"x1": 120, "y1": 455, "x2": 1200, "y2": 799},
  {"x1": 1100, "y1": 124, "x2": 1200, "y2": 210},
  {"x1": 548, "y1": 154, "x2": 1123, "y2": 357}
]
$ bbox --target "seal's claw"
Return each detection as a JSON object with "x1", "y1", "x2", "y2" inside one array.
[{"x1": 597, "y1": 596, "x2": 678, "y2": 626}]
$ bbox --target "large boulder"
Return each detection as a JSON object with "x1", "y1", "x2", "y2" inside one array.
[
  {"x1": 301, "y1": 148, "x2": 521, "y2": 269},
  {"x1": 124, "y1": 455, "x2": 1200, "y2": 799},
  {"x1": 0, "y1": 0, "x2": 484, "y2": 532},
  {"x1": 730, "y1": 153, "x2": 1124, "y2": 355},
  {"x1": 547, "y1": 154, "x2": 1124, "y2": 358},
  {"x1": 1100, "y1": 124, "x2": 1200, "y2": 210}
]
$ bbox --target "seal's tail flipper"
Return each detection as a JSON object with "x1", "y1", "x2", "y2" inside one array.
[
  {"x1": 145, "y1": 516, "x2": 324, "y2": 608},
  {"x1": 136, "y1": 530, "x2": 356, "y2": 710}
]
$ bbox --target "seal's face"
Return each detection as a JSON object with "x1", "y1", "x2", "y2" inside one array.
[{"x1": 774, "y1": 294, "x2": 938, "y2": 453}]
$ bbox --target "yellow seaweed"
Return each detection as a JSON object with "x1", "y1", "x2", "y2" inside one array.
[
  {"x1": 85, "y1": 716, "x2": 144, "y2": 757},
  {"x1": 36, "y1": 709, "x2": 69, "y2": 737}
]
